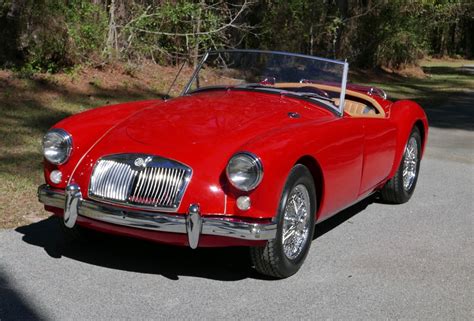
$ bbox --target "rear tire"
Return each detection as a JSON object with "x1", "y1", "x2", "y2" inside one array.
[
  {"x1": 250, "y1": 165, "x2": 316, "y2": 278},
  {"x1": 381, "y1": 127, "x2": 422, "y2": 204}
]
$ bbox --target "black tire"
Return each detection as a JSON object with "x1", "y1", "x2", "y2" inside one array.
[
  {"x1": 58, "y1": 216, "x2": 95, "y2": 243},
  {"x1": 381, "y1": 127, "x2": 422, "y2": 204},
  {"x1": 250, "y1": 164, "x2": 317, "y2": 278}
]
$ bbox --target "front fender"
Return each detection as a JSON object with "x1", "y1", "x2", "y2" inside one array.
[
  {"x1": 229, "y1": 120, "x2": 333, "y2": 220},
  {"x1": 44, "y1": 100, "x2": 162, "y2": 188}
]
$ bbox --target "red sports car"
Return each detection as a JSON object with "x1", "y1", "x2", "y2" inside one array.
[{"x1": 38, "y1": 50, "x2": 428, "y2": 278}]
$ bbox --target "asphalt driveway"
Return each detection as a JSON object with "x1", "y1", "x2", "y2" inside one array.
[{"x1": 1, "y1": 122, "x2": 473, "y2": 319}]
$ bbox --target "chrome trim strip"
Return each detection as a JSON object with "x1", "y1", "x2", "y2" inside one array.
[
  {"x1": 38, "y1": 185, "x2": 277, "y2": 242},
  {"x1": 339, "y1": 60, "x2": 349, "y2": 116}
]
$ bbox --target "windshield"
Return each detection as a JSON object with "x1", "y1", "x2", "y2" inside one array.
[{"x1": 179, "y1": 50, "x2": 349, "y2": 115}]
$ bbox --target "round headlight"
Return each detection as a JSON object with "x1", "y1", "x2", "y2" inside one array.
[
  {"x1": 42, "y1": 129, "x2": 72, "y2": 165},
  {"x1": 226, "y1": 152, "x2": 263, "y2": 191}
]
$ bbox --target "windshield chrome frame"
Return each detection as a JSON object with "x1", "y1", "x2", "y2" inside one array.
[{"x1": 182, "y1": 49, "x2": 349, "y2": 116}]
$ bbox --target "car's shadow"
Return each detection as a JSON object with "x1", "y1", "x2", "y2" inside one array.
[{"x1": 15, "y1": 195, "x2": 377, "y2": 281}]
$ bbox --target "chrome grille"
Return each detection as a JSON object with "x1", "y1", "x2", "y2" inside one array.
[{"x1": 89, "y1": 154, "x2": 192, "y2": 211}]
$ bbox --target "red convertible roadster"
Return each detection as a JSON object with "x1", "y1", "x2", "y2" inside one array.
[{"x1": 38, "y1": 50, "x2": 428, "y2": 278}]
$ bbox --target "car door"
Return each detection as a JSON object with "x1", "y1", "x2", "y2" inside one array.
[
  {"x1": 359, "y1": 117, "x2": 397, "y2": 195},
  {"x1": 315, "y1": 117, "x2": 365, "y2": 221}
]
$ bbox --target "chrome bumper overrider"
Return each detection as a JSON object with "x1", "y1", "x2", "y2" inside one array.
[{"x1": 38, "y1": 184, "x2": 276, "y2": 248}]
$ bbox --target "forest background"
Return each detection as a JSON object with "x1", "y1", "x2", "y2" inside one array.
[{"x1": 0, "y1": 0, "x2": 472, "y2": 73}]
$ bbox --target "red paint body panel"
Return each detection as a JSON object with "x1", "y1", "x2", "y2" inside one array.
[
  {"x1": 42, "y1": 87, "x2": 428, "y2": 247},
  {"x1": 386, "y1": 100, "x2": 429, "y2": 177}
]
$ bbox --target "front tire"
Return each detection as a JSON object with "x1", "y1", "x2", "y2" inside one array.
[
  {"x1": 250, "y1": 165, "x2": 316, "y2": 278},
  {"x1": 381, "y1": 127, "x2": 422, "y2": 204}
]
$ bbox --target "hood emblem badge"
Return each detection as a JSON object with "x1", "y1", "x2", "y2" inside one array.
[{"x1": 134, "y1": 156, "x2": 153, "y2": 167}]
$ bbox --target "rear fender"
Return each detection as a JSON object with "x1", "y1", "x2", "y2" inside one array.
[{"x1": 387, "y1": 100, "x2": 428, "y2": 178}]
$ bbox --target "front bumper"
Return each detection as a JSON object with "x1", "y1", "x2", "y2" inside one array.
[{"x1": 38, "y1": 184, "x2": 277, "y2": 248}]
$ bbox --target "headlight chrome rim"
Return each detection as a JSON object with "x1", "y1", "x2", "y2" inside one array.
[
  {"x1": 226, "y1": 152, "x2": 263, "y2": 192},
  {"x1": 42, "y1": 128, "x2": 73, "y2": 165}
]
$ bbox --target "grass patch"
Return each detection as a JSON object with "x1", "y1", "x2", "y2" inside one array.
[
  {"x1": 0, "y1": 63, "x2": 194, "y2": 229},
  {"x1": 351, "y1": 59, "x2": 474, "y2": 131}
]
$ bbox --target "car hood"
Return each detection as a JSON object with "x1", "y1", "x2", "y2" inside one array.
[
  {"x1": 126, "y1": 90, "x2": 331, "y2": 148},
  {"x1": 85, "y1": 90, "x2": 335, "y2": 162},
  {"x1": 71, "y1": 90, "x2": 334, "y2": 214}
]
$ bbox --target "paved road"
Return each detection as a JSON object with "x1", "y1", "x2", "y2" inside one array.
[{"x1": 1, "y1": 125, "x2": 473, "y2": 320}]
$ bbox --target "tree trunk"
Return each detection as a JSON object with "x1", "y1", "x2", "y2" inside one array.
[
  {"x1": 192, "y1": 0, "x2": 205, "y2": 68},
  {"x1": 106, "y1": 0, "x2": 118, "y2": 60},
  {"x1": 0, "y1": 0, "x2": 24, "y2": 64},
  {"x1": 440, "y1": 30, "x2": 446, "y2": 57}
]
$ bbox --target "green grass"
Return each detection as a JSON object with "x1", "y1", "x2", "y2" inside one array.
[
  {"x1": 351, "y1": 59, "x2": 474, "y2": 132},
  {"x1": 419, "y1": 58, "x2": 474, "y2": 68},
  {"x1": 352, "y1": 61, "x2": 474, "y2": 101},
  {"x1": 0, "y1": 71, "x2": 166, "y2": 228}
]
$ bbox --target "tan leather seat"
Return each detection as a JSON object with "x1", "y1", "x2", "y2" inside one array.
[
  {"x1": 333, "y1": 99, "x2": 376, "y2": 116},
  {"x1": 274, "y1": 83, "x2": 386, "y2": 118}
]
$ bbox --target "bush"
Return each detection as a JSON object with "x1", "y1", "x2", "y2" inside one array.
[
  {"x1": 0, "y1": 0, "x2": 107, "y2": 72},
  {"x1": 375, "y1": 31, "x2": 425, "y2": 69}
]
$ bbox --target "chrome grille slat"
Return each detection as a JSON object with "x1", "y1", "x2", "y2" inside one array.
[
  {"x1": 171, "y1": 170, "x2": 185, "y2": 205},
  {"x1": 105, "y1": 162, "x2": 119, "y2": 198},
  {"x1": 146, "y1": 167, "x2": 157, "y2": 204},
  {"x1": 140, "y1": 168, "x2": 151, "y2": 201},
  {"x1": 167, "y1": 169, "x2": 179, "y2": 206},
  {"x1": 89, "y1": 154, "x2": 192, "y2": 211},
  {"x1": 114, "y1": 164, "x2": 125, "y2": 200},
  {"x1": 163, "y1": 169, "x2": 174, "y2": 206},
  {"x1": 152, "y1": 168, "x2": 163, "y2": 204},
  {"x1": 133, "y1": 170, "x2": 145, "y2": 201},
  {"x1": 163, "y1": 168, "x2": 174, "y2": 206},
  {"x1": 156, "y1": 168, "x2": 168, "y2": 203},
  {"x1": 123, "y1": 169, "x2": 136, "y2": 200},
  {"x1": 151, "y1": 167, "x2": 164, "y2": 204},
  {"x1": 141, "y1": 168, "x2": 152, "y2": 203},
  {"x1": 118, "y1": 164, "x2": 129, "y2": 199}
]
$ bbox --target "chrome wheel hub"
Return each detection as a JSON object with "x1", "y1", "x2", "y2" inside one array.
[
  {"x1": 403, "y1": 136, "x2": 418, "y2": 191},
  {"x1": 282, "y1": 184, "x2": 311, "y2": 260}
]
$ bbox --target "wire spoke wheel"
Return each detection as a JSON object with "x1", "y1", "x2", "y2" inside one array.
[
  {"x1": 282, "y1": 184, "x2": 311, "y2": 260},
  {"x1": 380, "y1": 127, "x2": 422, "y2": 204},
  {"x1": 403, "y1": 136, "x2": 418, "y2": 191},
  {"x1": 250, "y1": 165, "x2": 316, "y2": 278}
]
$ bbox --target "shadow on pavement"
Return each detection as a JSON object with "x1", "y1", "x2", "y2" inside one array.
[
  {"x1": 416, "y1": 91, "x2": 474, "y2": 131},
  {"x1": 0, "y1": 271, "x2": 46, "y2": 320},
  {"x1": 15, "y1": 197, "x2": 376, "y2": 281},
  {"x1": 314, "y1": 194, "x2": 376, "y2": 240}
]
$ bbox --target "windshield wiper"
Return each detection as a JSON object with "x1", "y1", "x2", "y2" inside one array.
[
  {"x1": 190, "y1": 85, "x2": 334, "y2": 105},
  {"x1": 286, "y1": 91, "x2": 334, "y2": 102},
  {"x1": 189, "y1": 83, "x2": 278, "y2": 94},
  {"x1": 234, "y1": 83, "x2": 278, "y2": 90},
  {"x1": 236, "y1": 85, "x2": 334, "y2": 102}
]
